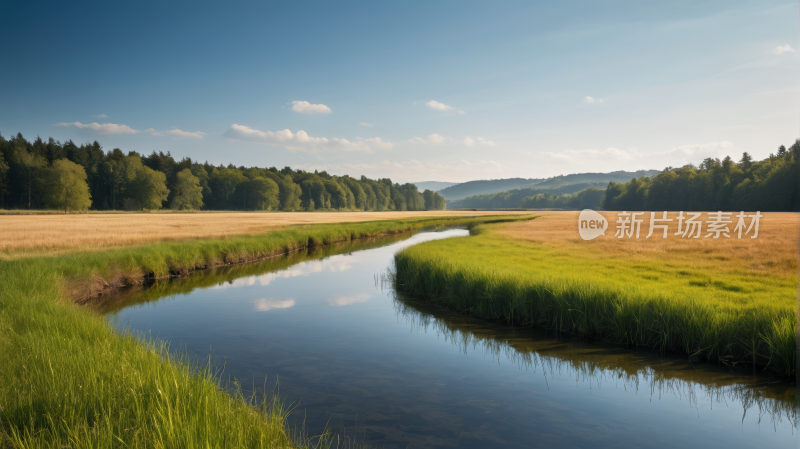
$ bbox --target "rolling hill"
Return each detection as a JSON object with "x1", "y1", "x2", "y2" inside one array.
[{"x1": 438, "y1": 170, "x2": 660, "y2": 202}]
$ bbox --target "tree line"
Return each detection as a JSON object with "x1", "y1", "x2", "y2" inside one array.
[
  {"x1": 603, "y1": 140, "x2": 800, "y2": 212},
  {"x1": 453, "y1": 183, "x2": 606, "y2": 209},
  {"x1": 0, "y1": 133, "x2": 447, "y2": 212}
]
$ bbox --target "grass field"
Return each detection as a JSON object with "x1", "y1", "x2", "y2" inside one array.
[
  {"x1": 0, "y1": 210, "x2": 529, "y2": 256},
  {"x1": 394, "y1": 211, "x2": 797, "y2": 376},
  {"x1": 0, "y1": 214, "x2": 534, "y2": 448}
]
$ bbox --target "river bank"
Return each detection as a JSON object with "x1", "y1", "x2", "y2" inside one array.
[
  {"x1": 0, "y1": 214, "x2": 532, "y2": 447},
  {"x1": 394, "y1": 213, "x2": 797, "y2": 377}
]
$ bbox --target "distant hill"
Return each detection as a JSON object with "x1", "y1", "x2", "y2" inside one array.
[
  {"x1": 437, "y1": 178, "x2": 544, "y2": 201},
  {"x1": 439, "y1": 170, "x2": 661, "y2": 209},
  {"x1": 530, "y1": 170, "x2": 661, "y2": 189},
  {"x1": 447, "y1": 182, "x2": 608, "y2": 209},
  {"x1": 439, "y1": 170, "x2": 660, "y2": 202},
  {"x1": 410, "y1": 181, "x2": 459, "y2": 192}
]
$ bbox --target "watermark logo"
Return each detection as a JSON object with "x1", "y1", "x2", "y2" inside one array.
[
  {"x1": 578, "y1": 209, "x2": 608, "y2": 240},
  {"x1": 579, "y1": 210, "x2": 762, "y2": 241}
]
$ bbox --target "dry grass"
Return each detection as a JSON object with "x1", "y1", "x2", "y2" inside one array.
[
  {"x1": 0, "y1": 210, "x2": 529, "y2": 256},
  {"x1": 395, "y1": 211, "x2": 798, "y2": 375},
  {"x1": 495, "y1": 211, "x2": 798, "y2": 279}
]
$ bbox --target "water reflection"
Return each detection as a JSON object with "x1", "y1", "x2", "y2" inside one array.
[
  {"x1": 391, "y1": 293, "x2": 797, "y2": 433},
  {"x1": 255, "y1": 298, "x2": 295, "y2": 311},
  {"x1": 106, "y1": 229, "x2": 797, "y2": 449}
]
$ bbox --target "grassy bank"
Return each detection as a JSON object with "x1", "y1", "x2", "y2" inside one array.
[
  {"x1": 0, "y1": 214, "x2": 533, "y2": 448},
  {"x1": 394, "y1": 218, "x2": 796, "y2": 377},
  {"x1": 0, "y1": 210, "x2": 530, "y2": 255}
]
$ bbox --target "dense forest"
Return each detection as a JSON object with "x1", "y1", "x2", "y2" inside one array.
[
  {"x1": 603, "y1": 140, "x2": 800, "y2": 212},
  {"x1": 0, "y1": 133, "x2": 446, "y2": 212}
]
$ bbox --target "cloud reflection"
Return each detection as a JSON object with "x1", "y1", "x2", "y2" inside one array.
[
  {"x1": 210, "y1": 255, "x2": 357, "y2": 291},
  {"x1": 254, "y1": 298, "x2": 295, "y2": 311},
  {"x1": 327, "y1": 293, "x2": 370, "y2": 307}
]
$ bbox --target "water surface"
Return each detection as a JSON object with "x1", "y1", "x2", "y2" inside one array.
[{"x1": 107, "y1": 229, "x2": 797, "y2": 448}]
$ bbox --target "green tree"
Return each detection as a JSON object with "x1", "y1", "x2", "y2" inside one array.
[
  {"x1": 434, "y1": 192, "x2": 446, "y2": 210},
  {"x1": 209, "y1": 168, "x2": 247, "y2": 209},
  {"x1": 739, "y1": 152, "x2": 753, "y2": 174},
  {"x1": 278, "y1": 175, "x2": 302, "y2": 210},
  {"x1": 0, "y1": 151, "x2": 8, "y2": 207},
  {"x1": 341, "y1": 176, "x2": 367, "y2": 210},
  {"x1": 171, "y1": 168, "x2": 204, "y2": 210},
  {"x1": 423, "y1": 189, "x2": 435, "y2": 210},
  {"x1": 128, "y1": 165, "x2": 169, "y2": 210},
  {"x1": 246, "y1": 177, "x2": 280, "y2": 210},
  {"x1": 14, "y1": 143, "x2": 46, "y2": 209},
  {"x1": 390, "y1": 187, "x2": 407, "y2": 211},
  {"x1": 43, "y1": 159, "x2": 92, "y2": 212}
]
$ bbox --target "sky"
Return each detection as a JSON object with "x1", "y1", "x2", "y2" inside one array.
[{"x1": 0, "y1": 1, "x2": 797, "y2": 183}]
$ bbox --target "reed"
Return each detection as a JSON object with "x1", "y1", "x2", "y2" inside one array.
[
  {"x1": 0, "y1": 214, "x2": 534, "y2": 447},
  {"x1": 394, "y1": 214, "x2": 797, "y2": 377}
]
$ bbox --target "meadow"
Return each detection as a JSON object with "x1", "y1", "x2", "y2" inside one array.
[
  {"x1": 0, "y1": 210, "x2": 529, "y2": 256},
  {"x1": 394, "y1": 211, "x2": 797, "y2": 376},
  {"x1": 0, "y1": 213, "x2": 533, "y2": 448}
]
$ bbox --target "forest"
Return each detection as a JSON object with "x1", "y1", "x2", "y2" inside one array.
[
  {"x1": 0, "y1": 133, "x2": 446, "y2": 212},
  {"x1": 451, "y1": 142, "x2": 799, "y2": 212},
  {"x1": 603, "y1": 140, "x2": 800, "y2": 212},
  {"x1": 451, "y1": 183, "x2": 606, "y2": 209}
]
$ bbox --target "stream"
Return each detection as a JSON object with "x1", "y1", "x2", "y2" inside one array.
[{"x1": 106, "y1": 229, "x2": 797, "y2": 448}]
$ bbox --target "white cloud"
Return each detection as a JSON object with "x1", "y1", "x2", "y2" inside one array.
[
  {"x1": 327, "y1": 293, "x2": 370, "y2": 307},
  {"x1": 407, "y1": 134, "x2": 494, "y2": 147},
  {"x1": 427, "y1": 133, "x2": 448, "y2": 144},
  {"x1": 254, "y1": 298, "x2": 295, "y2": 311},
  {"x1": 224, "y1": 124, "x2": 389, "y2": 153},
  {"x1": 426, "y1": 100, "x2": 454, "y2": 111},
  {"x1": 168, "y1": 129, "x2": 206, "y2": 140},
  {"x1": 406, "y1": 134, "x2": 452, "y2": 144},
  {"x1": 359, "y1": 122, "x2": 373, "y2": 127},
  {"x1": 464, "y1": 136, "x2": 496, "y2": 147},
  {"x1": 93, "y1": 114, "x2": 108, "y2": 119},
  {"x1": 425, "y1": 100, "x2": 464, "y2": 114},
  {"x1": 772, "y1": 44, "x2": 796, "y2": 55},
  {"x1": 55, "y1": 121, "x2": 138, "y2": 135},
  {"x1": 356, "y1": 137, "x2": 393, "y2": 151},
  {"x1": 539, "y1": 141, "x2": 735, "y2": 167},
  {"x1": 291, "y1": 100, "x2": 332, "y2": 114},
  {"x1": 584, "y1": 96, "x2": 604, "y2": 104},
  {"x1": 658, "y1": 141, "x2": 733, "y2": 159}
]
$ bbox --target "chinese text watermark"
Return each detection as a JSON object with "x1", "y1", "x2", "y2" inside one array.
[{"x1": 579, "y1": 210, "x2": 762, "y2": 241}]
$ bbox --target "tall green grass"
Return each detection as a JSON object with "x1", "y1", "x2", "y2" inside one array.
[
  {"x1": 394, "y1": 224, "x2": 796, "y2": 377},
  {"x1": 0, "y1": 215, "x2": 533, "y2": 447}
]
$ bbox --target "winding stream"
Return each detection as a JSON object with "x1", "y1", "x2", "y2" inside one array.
[{"x1": 106, "y1": 229, "x2": 796, "y2": 448}]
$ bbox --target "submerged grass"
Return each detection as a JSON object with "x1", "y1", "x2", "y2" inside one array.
[
  {"x1": 394, "y1": 218, "x2": 796, "y2": 377},
  {"x1": 0, "y1": 214, "x2": 533, "y2": 448}
]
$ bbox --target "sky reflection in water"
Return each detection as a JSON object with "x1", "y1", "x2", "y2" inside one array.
[{"x1": 107, "y1": 229, "x2": 797, "y2": 449}]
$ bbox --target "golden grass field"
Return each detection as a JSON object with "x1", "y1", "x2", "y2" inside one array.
[
  {"x1": 0, "y1": 210, "x2": 530, "y2": 256},
  {"x1": 394, "y1": 211, "x2": 798, "y2": 375},
  {"x1": 496, "y1": 211, "x2": 798, "y2": 279}
]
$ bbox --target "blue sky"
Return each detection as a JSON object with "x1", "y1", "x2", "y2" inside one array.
[{"x1": 1, "y1": 1, "x2": 797, "y2": 182}]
